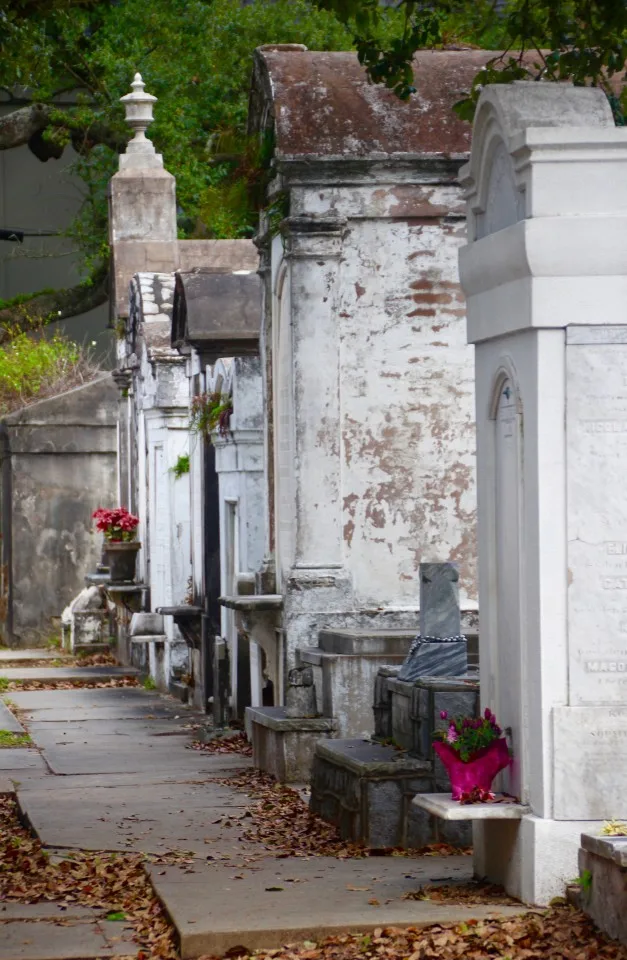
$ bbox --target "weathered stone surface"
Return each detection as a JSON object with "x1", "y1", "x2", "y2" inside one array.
[
  {"x1": 420, "y1": 563, "x2": 462, "y2": 638},
  {"x1": 285, "y1": 666, "x2": 317, "y2": 718},
  {"x1": 397, "y1": 639, "x2": 468, "y2": 683},
  {"x1": 581, "y1": 832, "x2": 627, "y2": 867},
  {"x1": 318, "y1": 630, "x2": 415, "y2": 656},
  {"x1": 0, "y1": 376, "x2": 118, "y2": 647},
  {"x1": 579, "y1": 845, "x2": 627, "y2": 946},
  {"x1": 248, "y1": 706, "x2": 337, "y2": 782},
  {"x1": 554, "y1": 707, "x2": 627, "y2": 819},
  {"x1": 309, "y1": 739, "x2": 470, "y2": 848},
  {"x1": 373, "y1": 667, "x2": 399, "y2": 739}
]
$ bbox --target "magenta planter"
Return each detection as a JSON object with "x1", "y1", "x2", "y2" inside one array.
[{"x1": 434, "y1": 738, "x2": 512, "y2": 800}]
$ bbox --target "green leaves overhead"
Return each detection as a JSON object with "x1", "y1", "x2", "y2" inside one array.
[{"x1": 316, "y1": 0, "x2": 627, "y2": 112}]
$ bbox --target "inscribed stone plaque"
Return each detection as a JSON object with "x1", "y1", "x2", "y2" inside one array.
[
  {"x1": 553, "y1": 706, "x2": 627, "y2": 819},
  {"x1": 567, "y1": 339, "x2": 627, "y2": 705}
]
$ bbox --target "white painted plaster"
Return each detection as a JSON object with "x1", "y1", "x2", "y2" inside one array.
[{"x1": 460, "y1": 82, "x2": 627, "y2": 903}]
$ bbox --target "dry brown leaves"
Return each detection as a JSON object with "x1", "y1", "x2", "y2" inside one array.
[
  {"x1": 0, "y1": 654, "x2": 117, "y2": 669},
  {"x1": 199, "y1": 909, "x2": 627, "y2": 960},
  {"x1": 218, "y1": 770, "x2": 467, "y2": 860},
  {"x1": 402, "y1": 881, "x2": 519, "y2": 905},
  {"x1": 1, "y1": 677, "x2": 139, "y2": 691},
  {"x1": 0, "y1": 796, "x2": 176, "y2": 959},
  {"x1": 189, "y1": 733, "x2": 253, "y2": 757}
]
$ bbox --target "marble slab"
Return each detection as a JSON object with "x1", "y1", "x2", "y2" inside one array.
[
  {"x1": 553, "y1": 706, "x2": 627, "y2": 819},
  {"x1": 412, "y1": 793, "x2": 529, "y2": 821},
  {"x1": 567, "y1": 341, "x2": 627, "y2": 705},
  {"x1": 420, "y1": 563, "x2": 461, "y2": 638}
]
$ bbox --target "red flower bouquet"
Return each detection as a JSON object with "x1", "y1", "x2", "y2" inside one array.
[{"x1": 92, "y1": 507, "x2": 139, "y2": 542}]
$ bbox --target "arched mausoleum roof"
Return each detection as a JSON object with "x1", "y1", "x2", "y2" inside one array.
[{"x1": 250, "y1": 48, "x2": 504, "y2": 160}]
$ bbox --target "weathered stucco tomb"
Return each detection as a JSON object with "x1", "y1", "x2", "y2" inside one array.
[
  {"x1": 245, "y1": 48, "x2": 487, "y2": 710},
  {"x1": 109, "y1": 73, "x2": 263, "y2": 708},
  {"x1": 0, "y1": 376, "x2": 118, "y2": 645},
  {"x1": 458, "y1": 82, "x2": 627, "y2": 905}
]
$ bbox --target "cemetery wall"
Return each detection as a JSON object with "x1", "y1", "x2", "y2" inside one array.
[{"x1": 0, "y1": 376, "x2": 118, "y2": 645}]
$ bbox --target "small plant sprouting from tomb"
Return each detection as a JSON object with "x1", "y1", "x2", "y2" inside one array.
[
  {"x1": 189, "y1": 392, "x2": 232, "y2": 441},
  {"x1": 171, "y1": 454, "x2": 190, "y2": 479},
  {"x1": 600, "y1": 819, "x2": 627, "y2": 836}
]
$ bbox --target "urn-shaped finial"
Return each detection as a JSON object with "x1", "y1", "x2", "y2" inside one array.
[{"x1": 120, "y1": 72, "x2": 157, "y2": 145}]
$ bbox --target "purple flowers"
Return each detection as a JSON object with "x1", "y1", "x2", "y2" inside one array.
[
  {"x1": 440, "y1": 710, "x2": 448, "y2": 720},
  {"x1": 446, "y1": 725, "x2": 459, "y2": 744}
]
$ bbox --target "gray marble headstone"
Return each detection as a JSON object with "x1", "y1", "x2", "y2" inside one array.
[{"x1": 397, "y1": 562, "x2": 467, "y2": 682}]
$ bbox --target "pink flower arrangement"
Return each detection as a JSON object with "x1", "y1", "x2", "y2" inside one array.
[
  {"x1": 434, "y1": 707, "x2": 506, "y2": 763},
  {"x1": 92, "y1": 507, "x2": 139, "y2": 542}
]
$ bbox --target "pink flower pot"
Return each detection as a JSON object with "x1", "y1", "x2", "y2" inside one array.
[{"x1": 434, "y1": 738, "x2": 511, "y2": 801}]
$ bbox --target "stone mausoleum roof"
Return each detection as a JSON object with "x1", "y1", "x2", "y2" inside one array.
[{"x1": 249, "y1": 48, "x2": 499, "y2": 160}]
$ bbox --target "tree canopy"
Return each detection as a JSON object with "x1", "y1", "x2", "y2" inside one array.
[{"x1": 0, "y1": 0, "x2": 353, "y2": 331}]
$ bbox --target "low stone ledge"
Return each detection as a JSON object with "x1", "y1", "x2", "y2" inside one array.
[
  {"x1": 247, "y1": 706, "x2": 337, "y2": 733},
  {"x1": 412, "y1": 793, "x2": 530, "y2": 821},
  {"x1": 314, "y1": 738, "x2": 429, "y2": 779},
  {"x1": 247, "y1": 706, "x2": 337, "y2": 783},
  {"x1": 581, "y1": 833, "x2": 627, "y2": 867},
  {"x1": 579, "y1": 832, "x2": 627, "y2": 945},
  {"x1": 219, "y1": 595, "x2": 283, "y2": 612}
]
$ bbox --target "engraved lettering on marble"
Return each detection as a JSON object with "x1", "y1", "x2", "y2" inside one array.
[
  {"x1": 554, "y1": 706, "x2": 627, "y2": 819},
  {"x1": 567, "y1": 339, "x2": 627, "y2": 705}
]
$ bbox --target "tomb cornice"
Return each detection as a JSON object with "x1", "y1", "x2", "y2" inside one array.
[
  {"x1": 273, "y1": 155, "x2": 464, "y2": 188},
  {"x1": 461, "y1": 214, "x2": 627, "y2": 343},
  {"x1": 281, "y1": 215, "x2": 347, "y2": 259}
]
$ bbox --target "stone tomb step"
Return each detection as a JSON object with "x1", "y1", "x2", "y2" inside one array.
[
  {"x1": 247, "y1": 705, "x2": 337, "y2": 782},
  {"x1": 309, "y1": 738, "x2": 470, "y2": 849}
]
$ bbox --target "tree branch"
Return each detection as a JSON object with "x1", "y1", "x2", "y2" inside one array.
[
  {"x1": 0, "y1": 103, "x2": 52, "y2": 150},
  {"x1": 0, "y1": 271, "x2": 109, "y2": 342}
]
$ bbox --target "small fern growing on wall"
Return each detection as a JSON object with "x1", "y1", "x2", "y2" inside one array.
[
  {"x1": 170, "y1": 454, "x2": 190, "y2": 479},
  {"x1": 190, "y1": 392, "x2": 233, "y2": 441}
]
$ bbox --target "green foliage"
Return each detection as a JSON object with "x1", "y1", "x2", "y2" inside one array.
[
  {"x1": 1, "y1": 0, "x2": 353, "y2": 282},
  {"x1": 0, "y1": 330, "x2": 93, "y2": 416},
  {"x1": 143, "y1": 676, "x2": 157, "y2": 691},
  {"x1": 0, "y1": 678, "x2": 9, "y2": 693},
  {"x1": 574, "y1": 869, "x2": 593, "y2": 893},
  {"x1": 318, "y1": 0, "x2": 627, "y2": 114},
  {"x1": 170, "y1": 454, "x2": 190, "y2": 479},
  {"x1": 0, "y1": 730, "x2": 31, "y2": 748},
  {"x1": 190, "y1": 392, "x2": 233, "y2": 441}
]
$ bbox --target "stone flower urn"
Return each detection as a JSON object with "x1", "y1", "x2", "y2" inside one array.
[{"x1": 103, "y1": 541, "x2": 141, "y2": 583}]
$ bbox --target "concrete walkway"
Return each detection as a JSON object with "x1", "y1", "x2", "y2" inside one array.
[{"x1": 0, "y1": 659, "x2": 528, "y2": 959}]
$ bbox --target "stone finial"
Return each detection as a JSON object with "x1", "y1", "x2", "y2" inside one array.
[{"x1": 118, "y1": 72, "x2": 162, "y2": 169}]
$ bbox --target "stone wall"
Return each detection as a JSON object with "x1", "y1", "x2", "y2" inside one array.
[{"x1": 0, "y1": 376, "x2": 118, "y2": 646}]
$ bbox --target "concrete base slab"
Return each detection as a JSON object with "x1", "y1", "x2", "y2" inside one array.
[
  {"x1": 146, "y1": 855, "x2": 527, "y2": 957},
  {"x1": 0, "y1": 919, "x2": 132, "y2": 959},
  {"x1": 0, "y1": 751, "x2": 46, "y2": 772},
  {"x1": 19, "y1": 780, "x2": 261, "y2": 856},
  {"x1": 0, "y1": 905, "x2": 99, "y2": 921}
]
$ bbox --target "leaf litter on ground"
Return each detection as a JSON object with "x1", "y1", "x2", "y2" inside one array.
[
  {"x1": 0, "y1": 795, "x2": 177, "y2": 959},
  {"x1": 402, "y1": 881, "x2": 520, "y2": 905},
  {"x1": 0, "y1": 677, "x2": 139, "y2": 691},
  {"x1": 197, "y1": 908, "x2": 627, "y2": 960},
  {"x1": 189, "y1": 732, "x2": 253, "y2": 757},
  {"x1": 216, "y1": 769, "x2": 470, "y2": 859}
]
